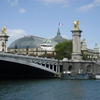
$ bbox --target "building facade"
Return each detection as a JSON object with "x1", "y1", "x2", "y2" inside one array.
[{"x1": 8, "y1": 28, "x2": 67, "y2": 56}]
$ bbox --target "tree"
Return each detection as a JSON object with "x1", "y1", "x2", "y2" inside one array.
[{"x1": 55, "y1": 40, "x2": 72, "y2": 60}]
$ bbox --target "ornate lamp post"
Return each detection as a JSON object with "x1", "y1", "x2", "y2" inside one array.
[
  {"x1": 57, "y1": 59, "x2": 60, "y2": 74},
  {"x1": 45, "y1": 50, "x2": 47, "y2": 57},
  {"x1": 26, "y1": 46, "x2": 29, "y2": 55},
  {"x1": 15, "y1": 44, "x2": 17, "y2": 54},
  {"x1": 36, "y1": 47, "x2": 38, "y2": 56},
  {"x1": 52, "y1": 51, "x2": 55, "y2": 58}
]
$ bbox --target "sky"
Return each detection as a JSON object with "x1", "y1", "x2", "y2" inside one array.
[{"x1": 0, "y1": 0, "x2": 100, "y2": 50}]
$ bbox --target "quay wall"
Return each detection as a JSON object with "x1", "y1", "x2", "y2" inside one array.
[{"x1": 62, "y1": 60, "x2": 100, "y2": 74}]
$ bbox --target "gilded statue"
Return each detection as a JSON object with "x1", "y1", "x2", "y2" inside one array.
[
  {"x1": 74, "y1": 21, "x2": 80, "y2": 29},
  {"x1": 1, "y1": 26, "x2": 7, "y2": 34}
]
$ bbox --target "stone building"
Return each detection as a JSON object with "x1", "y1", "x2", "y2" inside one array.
[{"x1": 8, "y1": 28, "x2": 67, "y2": 55}]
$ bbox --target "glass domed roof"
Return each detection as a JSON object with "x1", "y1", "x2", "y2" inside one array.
[
  {"x1": 8, "y1": 28, "x2": 67, "y2": 49},
  {"x1": 8, "y1": 35, "x2": 58, "y2": 49}
]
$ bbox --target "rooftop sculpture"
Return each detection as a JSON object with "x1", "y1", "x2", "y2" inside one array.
[
  {"x1": 1, "y1": 26, "x2": 7, "y2": 34},
  {"x1": 43, "y1": 39, "x2": 51, "y2": 45},
  {"x1": 73, "y1": 21, "x2": 80, "y2": 29}
]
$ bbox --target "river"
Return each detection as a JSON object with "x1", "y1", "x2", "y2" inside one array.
[{"x1": 0, "y1": 78, "x2": 100, "y2": 100}]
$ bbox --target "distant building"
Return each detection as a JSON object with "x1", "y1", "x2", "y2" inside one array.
[{"x1": 8, "y1": 28, "x2": 67, "y2": 55}]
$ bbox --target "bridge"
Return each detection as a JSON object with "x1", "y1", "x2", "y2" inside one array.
[
  {"x1": 0, "y1": 52, "x2": 63, "y2": 79},
  {"x1": 0, "y1": 52, "x2": 100, "y2": 79},
  {"x1": 0, "y1": 23, "x2": 100, "y2": 79}
]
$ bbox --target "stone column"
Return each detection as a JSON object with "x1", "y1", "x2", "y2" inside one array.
[
  {"x1": 56, "y1": 65, "x2": 58, "y2": 73},
  {"x1": 45, "y1": 63, "x2": 46, "y2": 67},
  {"x1": 0, "y1": 34, "x2": 9, "y2": 52},
  {"x1": 71, "y1": 29, "x2": 82, "y2": 60},
  {"x1": 52, "y1": 65, "x2": 54, "y2": 71},
  {"x1": 58, "y1": 65, "x2": 60, "y2": 73},
  {"x1": 48, "y1": 64, "x2": 50, "y2": 69}
]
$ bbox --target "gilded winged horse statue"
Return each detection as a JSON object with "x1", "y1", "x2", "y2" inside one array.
[
  {"x1": 74, "y1": 21, "x2": 80, "y2": 29},
  {"x1": 1, "y1": 26, "x2": 7, "y2": 34}
]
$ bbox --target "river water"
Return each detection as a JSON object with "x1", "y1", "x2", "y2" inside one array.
[{"x1": 0, "y1": 78, "x2": 100, "y2": 100}]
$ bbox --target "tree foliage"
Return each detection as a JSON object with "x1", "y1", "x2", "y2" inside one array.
[
  {"x1": 55, "y1": 40, "x2": 72, "y2": 60},
  {"x1": 55, "y1": 40, "x2": 96, "y2": 60}
]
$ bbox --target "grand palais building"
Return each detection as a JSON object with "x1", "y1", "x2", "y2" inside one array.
[{"x1": 8, "y1": 28, "x2": 67, "y2": 56}]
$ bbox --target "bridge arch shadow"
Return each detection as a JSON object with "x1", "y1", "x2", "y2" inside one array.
[
  {"x1": 68, "y1": 65, "x2": 73, "y2": 71},
  {"x1": 86, "y1": 64, "x2": 92, "y2": 73},
  {"x1": 0, "y1": 60, "x2": 56, "y2": 79}
]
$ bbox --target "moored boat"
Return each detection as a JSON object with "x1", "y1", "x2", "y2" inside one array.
[
  {"x1": 95, "y1": 75, "x2": 100, "y2": 79},
  {"x1": 61, "y1": 71, "x2": 93, "y2": 79}
]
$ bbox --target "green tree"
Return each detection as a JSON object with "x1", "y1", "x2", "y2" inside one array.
[{"x1": 55, "y1": 40, "x2": 72, "y2": 60}]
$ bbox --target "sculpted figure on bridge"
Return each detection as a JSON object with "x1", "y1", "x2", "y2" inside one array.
[
  {"x1": 43, "y1": 39, "x2": 51, "y2": 44},
  {"x1": 1, "y1": 26, "x2": 7, "y2": 34},
  {"x1": 73, "y1": 21, "x2": 80, "y2": 29}
]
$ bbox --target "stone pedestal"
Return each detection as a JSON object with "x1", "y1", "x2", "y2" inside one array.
[{"x1": 71, "y1": 29, "x2": 82, "y2": 60}]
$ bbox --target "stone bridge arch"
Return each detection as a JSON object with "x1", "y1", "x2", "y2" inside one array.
[
  {"x1": 86, "y1": 64, "x2": 92, "y2": 73},
  {"x1": 68, "y1": 65, "x2": 73, "y2": 71}
]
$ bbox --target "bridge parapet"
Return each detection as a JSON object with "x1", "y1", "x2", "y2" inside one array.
[{"x1": 0, "y1": 53, "x2": 58, "y2": 62}]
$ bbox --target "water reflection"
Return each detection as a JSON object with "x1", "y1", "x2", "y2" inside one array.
[
  {"x1": 0, "y1": 79, "x2": 100, "y2": 100},
  {"x1": 66, "y1": 80, "x2": 84, "y2": 99}
]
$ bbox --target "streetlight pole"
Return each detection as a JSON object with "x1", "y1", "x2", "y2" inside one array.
[
  {"x1": 26, "y1": 46, "x2": 29, "y2": 55},
  {"x1": 15, "y1": 44, "x2": 17, "y2": 54}
]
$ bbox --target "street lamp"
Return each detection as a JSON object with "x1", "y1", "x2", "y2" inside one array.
[
  {"x1": 45, "y1": 50, "x2": 47, "y2": 57},
  {"x1": 57, "y1": 59, "x2": 60, "y2": 74},
  {"x1": 36, "y1": 47, "x2": 38, "y2": 56},
  {"x1": 15, "y1": 44, "x2": 17, "y2": 54},
  {"x1": 26, "y1": 46, "x2": 29, "y2": 55},
  {"x1": 52, "y1": 51, "x2": 55, "y2": 58}
]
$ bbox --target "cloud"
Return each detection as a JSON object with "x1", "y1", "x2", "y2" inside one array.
[
  {"x1": 77, "y1": 3, "x2": 95, "y2": 12},
  {"x1": 10, "y1": 0, "x2": 18, "y2": 6},
  {"x1": 19, "y1": 8, "x2": 26, "y2": 14},
  {"x1": 7, "y1": 29, "x2": 27, "y2": 45},
  {"x1": 39, "y1": 0, "x2": 68, "y2": 4},
  {"x1": 37, "y1": 0, "x2": 70, "y2": 7},
  {"x1": 62, "y1": 3, "x2": 70, "y2": 8},
  {"x1": 94, "y1": 0, "x2": 100, "y2": 3},
  {"x1": 77, "y1": 0, "x2": 100, "y2": 12}
]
